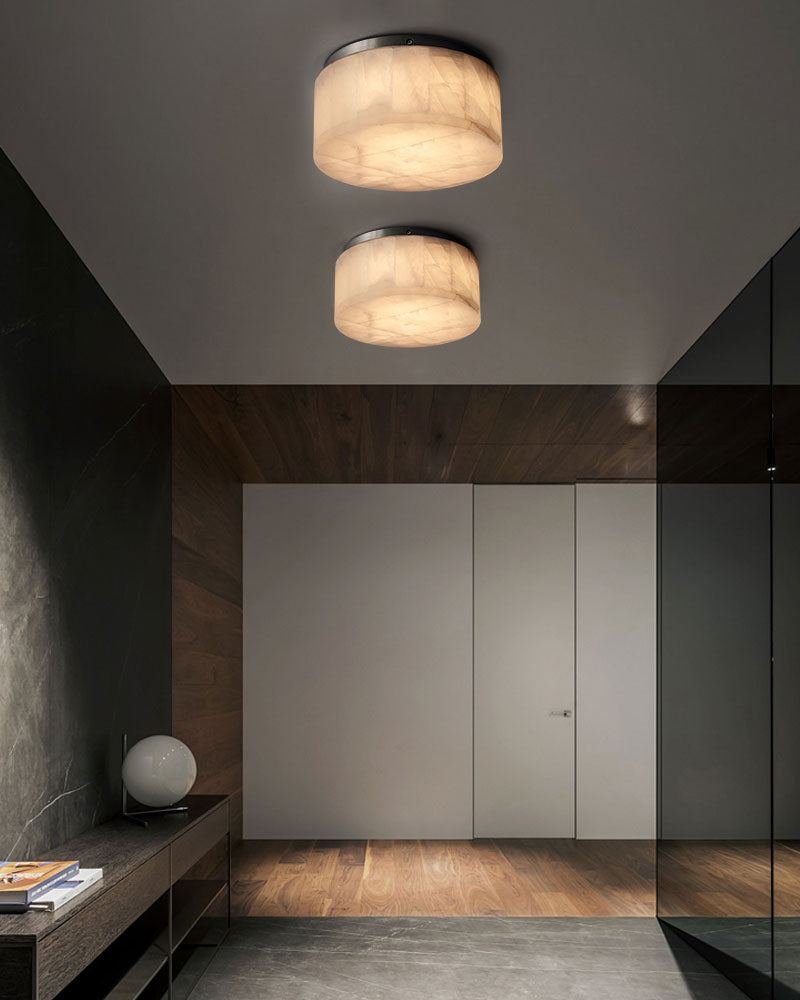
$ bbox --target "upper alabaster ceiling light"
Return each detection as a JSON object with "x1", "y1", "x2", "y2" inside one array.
[
  {"x1": 334, "y1": 227, "x2": 481, "y2": 348},
  {"x1": 313, "y1": 34, "x2": 503, "y2": 191}
]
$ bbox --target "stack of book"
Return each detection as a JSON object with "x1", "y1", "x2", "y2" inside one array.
[{"x1": 0, "y1": 861, "x2": 103, "y2": 913}]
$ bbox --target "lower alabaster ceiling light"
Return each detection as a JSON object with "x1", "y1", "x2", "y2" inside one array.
[
  {"x1": 314, "y1": 34, "x2": 502, "y2": 191},
  {"x1": 334, "y1": 227, "x2": 481, "y2": 348}
]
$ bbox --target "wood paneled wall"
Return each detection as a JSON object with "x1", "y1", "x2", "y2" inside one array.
[
  {"x1": 172, "y1": 392, "x2": 243, "y2": 839},
  {"x1": 176, "y1": 384, "x2": 656, "y2": 485},
  {"x1": 171, "y1": 383, "x2": 656, "y2": 843}
]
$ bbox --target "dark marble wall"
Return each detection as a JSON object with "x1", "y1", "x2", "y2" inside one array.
[{"x1": 0, "y1": 150, "x2": 171, "y2": 859}]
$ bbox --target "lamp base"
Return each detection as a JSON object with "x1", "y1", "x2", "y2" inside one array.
[{"x1": 123, "y1": 804, "x2": 189, "y2": 828}]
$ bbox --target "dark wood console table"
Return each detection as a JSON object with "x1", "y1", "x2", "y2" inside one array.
[{"x1": 0, "y1": 794, "x2": 231, "y2": 1000}]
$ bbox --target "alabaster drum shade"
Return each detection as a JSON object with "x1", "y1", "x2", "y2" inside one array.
[
  {"x1": 314, "y1": 35, "x2": 502, "y2": 191},
  {"x1": 334, "y1": 228, "x2": 481, "y2": 348}
]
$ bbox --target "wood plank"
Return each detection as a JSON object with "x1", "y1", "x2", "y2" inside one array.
[
  {"x1": 176, "y1": 386, "x2": 266, "y2": 483},
  {"x1": 336, "y1": 841, "x2": 367, "y2": 867},
  {"x1": 487, "y1": 386, "x2": 546, "y2": 443},
  {"x1": 445, "y1": 841, "x2": 507, "y2": 916},
  {"x1": 280, "y1": 841, "x2": 316, "y2": 865},
  {"x1": 287, "y1": 386, "x2": 340, "y2": 482},
  {"x1": 393, "y1": 386, "x2": 434, "y2": 482},
  {"x1": 172, "y1": 578, "x2": 242, "y2": 659},
  {"x1": 473, "y1": 443, "x2": 546, "y2": 483},
  {"x1": 444, "y1": 443, "x2": 483, "y2": 482},
  {"x1": 232, "y1": 838, "x2": 656, "y2": 917},
  {"x1": 658, "y1": 839, "x2": 770, "y2": 917},
  {"x1": 172, "y1": 539, "x2": 241, "y2": 607},
  {"x1": 571, "y1": 385, "x2": 655, "y2": 446},
  {"x1": 547, "y1": 385, "x2": 617, "y2": 444},
  {"x1": 321, "y1": 385, "x2": 365, "y2": 483},
  {"x1": 212, "y1": 386, "x2": 293, "y2": 482},
  {"x1": 325, "y1": 860, "x2": 365, "y2": 917},
  {"x1": 457, "y1": 386, "x2": 509, "y2": 445},
  {"x1": 247, "y1": 386, "x2": 314, "y2": 482},
  {"x1": 417, "y1": 840, "x2": 462, "y2": 915},
  {"x1": 358, "y1": 839, "x2": 403, "y2": 915},
  {"x1": 191, "y1": 756, "x2": 242, "y2": 796},
  {"x1": 359, "y1": 386, "x2": 396, "y2": 481},
  {"x1": 171, "y1": 681, "x2": 242, "y2": 721},
  {"x1": 421, "y1": 386, "x2": 470, "y2": 481},
  {"x1": 171, "y1": 650, "x2": 242, "y2": 691},
  {"x1": 467, "y1": 839, "x2": 534, "y2": 915},
  {"x1": 230, "y1": 879, "x2": 264, "y2": 916}
]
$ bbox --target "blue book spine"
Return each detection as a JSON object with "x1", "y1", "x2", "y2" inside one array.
[{"x1": 26, "y1": 862, "x2": 80, "y2": 903}]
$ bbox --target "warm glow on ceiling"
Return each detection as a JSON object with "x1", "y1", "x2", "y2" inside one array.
[
  {"x1": 314, "y1": 36, "x2": 502, "y2": 191},
  {"x1": 334, "y1": 229, "x2": 481, "y2": 348}
]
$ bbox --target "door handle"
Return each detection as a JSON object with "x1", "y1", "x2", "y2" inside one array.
[{"x1": 549, "y1": 710, "x2": 572, "y2": 717}]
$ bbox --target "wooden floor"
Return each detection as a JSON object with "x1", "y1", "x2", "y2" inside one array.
[
  {"x1": 657, "y1": 840, "x2": 771, "y2": 918},
  {"x1": 232, "y1": 839, "x2": 656, "y2": 918},
  {"x1": 777, "y1": 841, "x2": 800, "y2": 917},
  {"x1": 658, "y1": 839, "x2": 800, "y2": 918}
]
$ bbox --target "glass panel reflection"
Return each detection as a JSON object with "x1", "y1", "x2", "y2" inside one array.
[
  {"x1": 657, "y1": 265, "x2": 772, "y2": 999},
  {"x1": 773, "y1": 228, "x2": 800, "y2": 1000}
]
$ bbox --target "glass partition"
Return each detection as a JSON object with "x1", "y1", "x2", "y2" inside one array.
[
  {"x1": 657, "y1": 265, "x2": 773, "y2": 999},
  {"x1": 773, "y1": 228, "x2": 800, "y2": 1000}
]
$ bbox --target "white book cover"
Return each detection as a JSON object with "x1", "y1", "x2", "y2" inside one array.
[{"x1": 30, "y1": 868, "x2": 103, "y2": 911}]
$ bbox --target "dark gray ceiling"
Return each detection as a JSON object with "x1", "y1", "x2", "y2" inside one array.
[{"x1": 2, "y1": 1, "x2": 799, "y2": 384}]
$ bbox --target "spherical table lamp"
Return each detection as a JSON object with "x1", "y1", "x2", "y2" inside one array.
[{"x1": 122, "y1": 733, "x2": 197, "y2": 825}]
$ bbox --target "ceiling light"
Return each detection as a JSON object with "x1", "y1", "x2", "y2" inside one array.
[
  {"x1": 314, "y1": 34, "x2": 502, "y2": 191},
  {"x1": 334, "y1": 227, "x2": 481, "y2": 348}
]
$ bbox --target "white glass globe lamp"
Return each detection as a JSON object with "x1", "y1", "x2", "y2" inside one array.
[{"x1": 122, "y1": 734, "x2": 197, "y2": 809}]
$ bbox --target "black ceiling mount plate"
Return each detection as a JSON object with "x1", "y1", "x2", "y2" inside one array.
[
  {"x1": 341, "y1": 226, "x2": 474, "y2": 255},
  {"x1": 323, "y1": 34, "x2": 493, "y2": 69}
]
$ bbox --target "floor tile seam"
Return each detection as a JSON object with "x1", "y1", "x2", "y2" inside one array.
[
  {"x1": 226, "y1": 920, "x2": 663, "y2": 934},
  {"x1": 229, "y1": 915, "x2": 659, "y2": 923},
  {"x1": 221, "y1": 940, "x2": 684, "y2": 955},
  {"x1": 219, "y1": 947, "x2": 700, "y2": 963},
  {"x1": 229, "y1": 926, "x2": 400, "y2": 938},
  {"x1": 265, "y1": 954, "x2": 416, "y2": 999},
  {"x1": 229, "y1": 922, "x2": 662, "y2": 931},
  {"x1": 232, "y1": 923, "x2": 647, "y2": 933},
  {"x1": 199, "y1": 965, "x2": 375, "y2": 1000},
  {"x1": 203, "y1": 956, "x2": 733, "y2": 976},
  {"x1": 199, "y1": 966, "x2": 736, "y2": 983},
  {"x1": 222, "y1": 935, "x2": 669, "y2": 946},
  {"x1": 228, "y1": 913, "x2": 660, "y2": 933}
]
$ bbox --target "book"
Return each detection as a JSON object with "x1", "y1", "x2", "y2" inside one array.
[
  {"x1": 28, "y1": 868, "x2": 103, "y2": 912},
  {"x1": 0, "y1": 861, "x2": 80, "y2": 905}
]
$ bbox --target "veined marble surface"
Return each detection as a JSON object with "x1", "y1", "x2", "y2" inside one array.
[
  {"x1": 190, "y1": 917, "x2": 746, "y2": 1000},
  {"x1": 0, "y1": 150, "x2": 171, "y2": 860}
]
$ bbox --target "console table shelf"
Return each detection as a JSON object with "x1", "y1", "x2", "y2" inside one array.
[
  {"x1": 0, "y1": 795, "x2": 230, "y2": 1000},
  {"x1": 170, "y1": 880, "x2": 227, "y2": 952},
  {"x1": 104, "y1": 945, "x2": 167, "y2": 1000}
]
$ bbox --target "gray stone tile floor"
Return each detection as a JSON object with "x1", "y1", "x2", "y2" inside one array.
[{"x1": 190, "y1": 917, "x2": 747, "y2": 999}]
